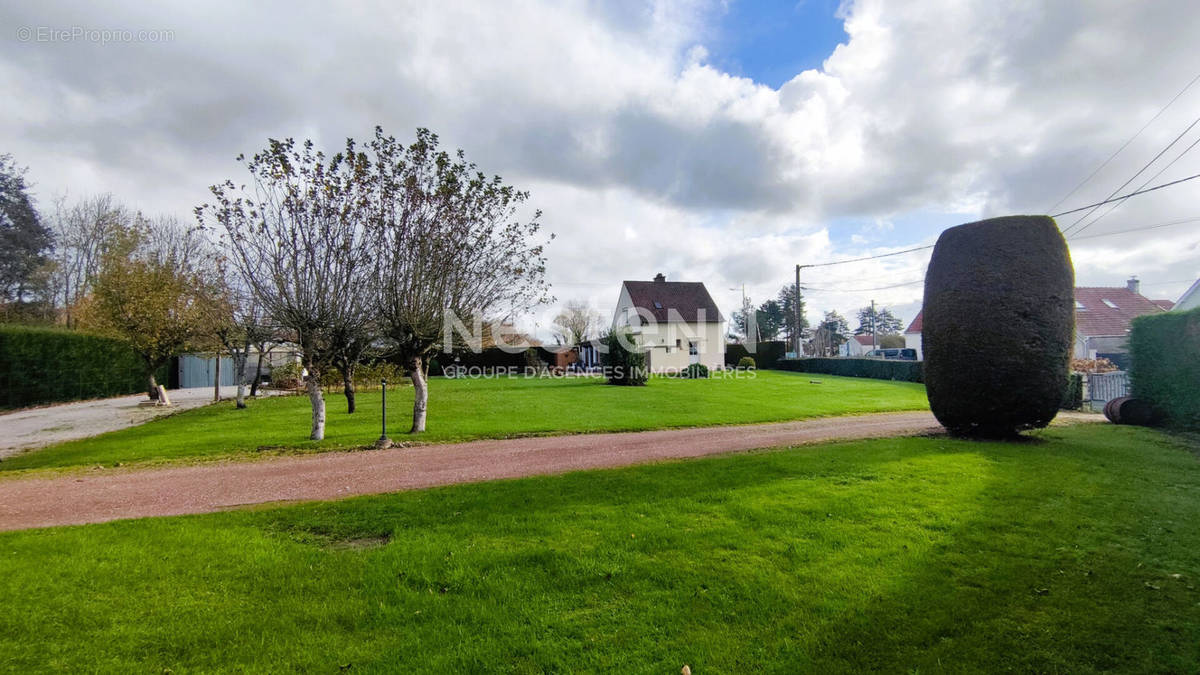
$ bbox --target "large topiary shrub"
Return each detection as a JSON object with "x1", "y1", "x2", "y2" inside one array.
[
  {"x1": 1129, "y1": 306, "x2": 1200, "y2": 430},
  {"x1": 923, "y1": 215, "x2": 1074, "y2": 437},
  {"x1": 682, "y1": 363, "x2": 710, "y2": 379},
  {"x1": 737, "y1": 356, "x2": 756, "y2": 369},
  {"x1": 600, "y1": 330, "x2": 648, "y2": 386}
]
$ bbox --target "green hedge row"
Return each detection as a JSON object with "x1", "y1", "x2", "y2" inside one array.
[
  {"x1": 725, "y1": 341, "x2": 789, "y2": 369},
  {"x1": 0, "y1": 325, "x2": 163, "y2": 409},
  {"x1": 774, "y1": 357, "x2": 923, "y2": 383},
  {"x1": 1061, "y1": 373, "x2": 1083, "y2": 410},
  {"x1": 1129, "y1": 307, "x2": 1200, "y2": 430}
]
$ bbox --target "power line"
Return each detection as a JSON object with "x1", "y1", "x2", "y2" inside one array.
[
  {"x1": 1067, "y1": 133, "x2": 1200, "y2": 238},
  {"x1": 799, "y1": 244, "x2": 933, "y2": 269},
  {"x1": 1069, "y1": 215, "x2": 1200, "y2": 241},
  {"x1": 1046, "y1": 70, "x2": 1200, "y2": 214},
  {"x1": 802, "y1": 279, "x2": 925, "y2": 293},
  {"x1": 1051, "y1": 172, "x2": 1200, "y2": 218},
  {"x1": 1060, "y1": 114, "x2": 1200, "y2": 233}
]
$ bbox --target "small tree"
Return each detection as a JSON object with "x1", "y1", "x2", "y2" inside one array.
[
  {"x1": 85, "y1": 217, "x2": 215, "y2": 398},
  {"x1": 552, "y1": 299, "x2": 601, "y2": 346},
  {"x1": 811, "y1": 311, "x2": 849, "y2": 356},
  {"x1": 601, "y1": 329, "x2": 647, "y2": 385},
  {"x1": 200, "y1": 138, "x2": 375, "y2": 440},
  {"x1": 368, "y1": 127, "x2": 551, "y2": 433},
  {"x1": 208, "y1": 268, "x2": 273, "y2": 409}
]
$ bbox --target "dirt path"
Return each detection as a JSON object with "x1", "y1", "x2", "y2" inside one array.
[
  {"x1": 0, "y1": 411, "x2": 1101, "y2": 532},
  {"x1": 0, "y1": 387, "x2": 281, "y2": 459}
]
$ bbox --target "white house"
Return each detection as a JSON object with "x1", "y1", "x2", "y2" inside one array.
[
  {"x1": 612, "y1": 273, "x2": 726, "y2": 372},
  {"x1": 903, "y1": 312, "x2": 923, "y2": 361},
  {"x1": 840, "y1": 334, "x2": 877, "y2": 357},
  {"x1": 1175, "y1": 278, "x2": 1200, "y2": 312}
]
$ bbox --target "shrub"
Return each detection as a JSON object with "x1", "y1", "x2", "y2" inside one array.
[
  {"x1": 1061, "y1": 373, "x2": 1083, "y2": 410},
  {"x1": 737, "y1": 356, "x2": 756, "y2": 369},
  {"x1": 0, "y1": 324, "x2": 168, "y2": 408},
  {"x1": 682, "y1": 363, "x2": 710, "y2": 379},
  {"x1": 269, "y1": 361, "x2": 304, "y2": 390},
  {"x1": 923, "y1": 216, "x2": 1074, "y2": 437},
  {"x1": 776, "y1": 357, "x2": 923, "y2": 382},
  {"x1": 600, "y1": 330, "x2": 647, "y2": 386},
  {"x1": 1129, "y1": 306, "x2": 1200, "y2": 430}
]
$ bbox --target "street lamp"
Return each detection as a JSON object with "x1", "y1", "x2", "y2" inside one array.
[{"x1": 375, "y1": 378, "x2": 393, "y2": 449}]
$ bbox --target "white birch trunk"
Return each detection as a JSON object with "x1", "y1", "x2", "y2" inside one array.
[
  {"x1": 306, "y1": 373, "x2": 326, "y2": 440},
  {"x1": 409, "y1": 356, "x2": 427, "y2": 433}
]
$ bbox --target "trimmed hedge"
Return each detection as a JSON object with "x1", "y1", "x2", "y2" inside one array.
[
  {"x1": 0, "y1": 325, "x2": 166, "y2": 408},
  {"x1": 681, "y1": 363, "x2": 709, "y2": 379},
  {"x1": 1061, "y1": 373, "x2": 1083, "y2": 411},
  {"x1": 776, "y1": 358, "x2": 923, "y2": 383},
  {"x1": 923, "y1": 216, "x2": 1073, "y2": 437},
  {"x1": 725, "y1": 341, "x2": 788, "y2": 369},
  {"x1": 1129, "y1": 306, "x2": 1200, "y2": 430}
]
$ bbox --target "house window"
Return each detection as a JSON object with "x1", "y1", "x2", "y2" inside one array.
[
  {"x1": 653, "y1": 301, "x2": 663, "y2": 309},
  {"x1": 1102, "y1": 299, "x2": 1118, "y2": 309},
  {"x1": 1075, "y1": 301, "x2": 1086, "y2": 310},
  {"x1": 688, "y1": 341, "x2": 698, "y2": 356},
  {"x1": 675, "y1": 339, "x2": 681, "y2": 348}
]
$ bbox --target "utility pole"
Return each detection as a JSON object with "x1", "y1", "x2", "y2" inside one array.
[
  {"x1": 871, "y1": 299, "x2": 877, "y2": 352},
  {"x1": 794, "y1": 264, "x2": 809, "y2": 358}
]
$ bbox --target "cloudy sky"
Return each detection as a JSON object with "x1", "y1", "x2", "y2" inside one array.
[{"x1": 4, "y1": 0, "x2": 1200, "y2": 337}]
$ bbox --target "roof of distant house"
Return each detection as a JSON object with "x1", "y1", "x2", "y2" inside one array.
[
  {"x1": 904, "y1": 311, "x2": 922, "y2": 334},
  {"x1": 852, "y1": 335, "x2": 876, "y2": 346},
  {"x1": 1152, "y1": 299, "x2": 1175, "y2": 311},
  {"x1": 1075, "y1": 287, "x2": 1166, "y2": 337},
  {"x1": 622, "y1": 276, "x2": 724, "y2": 323},
  {"x1": 1176, "y1": 278, "x2": 1200, "y2": 310}
]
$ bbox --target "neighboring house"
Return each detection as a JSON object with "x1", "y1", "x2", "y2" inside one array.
[
  {"x1": 904, "y1": 312, "x2": 923, "y2": 361},
  {"x1": 840, "y1": 334, "x2": 877, "y2": 357},
  {"x1": 905, "y1": 277, "x2": 1167, "y2": 368},
  {"x1": 1073, "y1": 278, "x2": 1169, "y2": 365},
  {"x1": 612, "y1": 273, "x2": 726, "y2": 371},
  {"x1": 1175, "y1": 278, "x2": 1200, "y2": 312}
]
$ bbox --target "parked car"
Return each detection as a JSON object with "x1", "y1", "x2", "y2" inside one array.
[{"x1": 866, "y1": 348, "x2": 918, "y2": 361}]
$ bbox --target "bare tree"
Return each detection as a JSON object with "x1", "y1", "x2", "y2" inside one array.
[
  {"x1": 198, "y1": 138, "x2": 374, "y2": 440},
  {"x1": 208, "y1": 266, "x2": 274, "y2": 409},
  {"x1": 47, "y1": 194, "x2": 128, "y2": 326},
  {"x1": 552, "y1": 299, "x2": 601, "y2": 346},
  {"x1": 368, "y1": 128, "x2": 551, "y2": 433},
  {"x1": 83, "y1": 215, "x2": 217, "y2": 398}
]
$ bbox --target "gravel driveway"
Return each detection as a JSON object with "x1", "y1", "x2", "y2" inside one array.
[
  {"x1": 0, "y1": 411, "x2": 948, "y2": 531},
  {"x1": 0, "y1": 387, "x2": 279, "y2": 460}
]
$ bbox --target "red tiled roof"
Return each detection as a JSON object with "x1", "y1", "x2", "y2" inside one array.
[
  {"x1": 622, "y1": 279, "x2": 724, "y2": 323},
  {"x1": 904, "y1": 311, "x2": 922, "y2": 333},
  {"x1": 903, "y1": 287, "x2": 1165, "y2": 337},
  {"x1": 1074, "y1": 287, "x2": 1166, "y2": 337}
]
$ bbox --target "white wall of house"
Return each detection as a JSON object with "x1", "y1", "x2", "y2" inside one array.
[
  {"x1": 1176, "y1": 279, "x2": 1200, "y2": 312},
  {"x1": 612, "y1": 284, "x2": 726, "y2": 371},
  {"x1": 904, "y1": 332, "x2": 923, "y2": 360},
  {"x1": 1074, "y1": 334, "x2": 1129, "y2": 359}
]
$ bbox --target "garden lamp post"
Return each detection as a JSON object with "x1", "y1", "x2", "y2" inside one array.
[{"x1": 376, "y1": 378, "x2": 393, "y2": 449}]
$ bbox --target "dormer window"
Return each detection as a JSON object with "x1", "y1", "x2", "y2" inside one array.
[
  {"x1": 653, "y1": 301, "x2": 663, "y2": 309},
  {"x1": 1102, "y1": 299, "x2": 1118, "y2": 309},
  {"x1": 1075, "y1": 301, "x2": 1086, "y2": 310}
]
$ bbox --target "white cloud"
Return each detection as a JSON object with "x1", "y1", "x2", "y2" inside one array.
[{"x1": 2, "y1": 0, "x2": 1199, "y2": 329}]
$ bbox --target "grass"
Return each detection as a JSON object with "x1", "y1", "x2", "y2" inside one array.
[
  {"x1": 0, "y1": 370, "x2": 928, "y2": 472},
  {"x1": 2, "y1": 424, "x2": 1198, "y2": 672}
]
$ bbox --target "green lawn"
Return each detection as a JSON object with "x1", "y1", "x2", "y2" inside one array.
[
  {"x1": 0, "y1": 371, "x2": 928, "y2": 472},
  {"x1": 1, "y1": 424, "x2": 1198, "y2": 672}
]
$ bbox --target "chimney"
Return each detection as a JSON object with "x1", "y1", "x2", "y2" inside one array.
[
  {"x1": 1126, "y1": 276, "x2": 1140, "y2": 295},
  {"x1": 653, "y1": 273, "x2": 665, "y2": 283}
]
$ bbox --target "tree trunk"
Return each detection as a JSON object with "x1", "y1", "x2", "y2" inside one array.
[
  {"x1": 342, "y1": 364, "x2": 356, "y2": 414},
  {"x1": 250, "y1": 350, "x2": 266, "y2": 397},
  {"x1": 213, "y1": 354, "x2": 221, "y2": 403},
  {"x1": 306, "y1": 373, "x2": 326, "y2": 441},
  {"x1": 409, "y1": 356, "x2": 427, "y2": 433},
  {"x1": 146, "y1": 370, "x2": 160, "y2": 400},
  {"x1": 232, "y1": 351, "x2": 248, "y2": 409}
]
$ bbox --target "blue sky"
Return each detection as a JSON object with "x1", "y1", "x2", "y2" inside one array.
[{"x1": 709, "y1": 0, "x2": 848, "y2": 88}]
